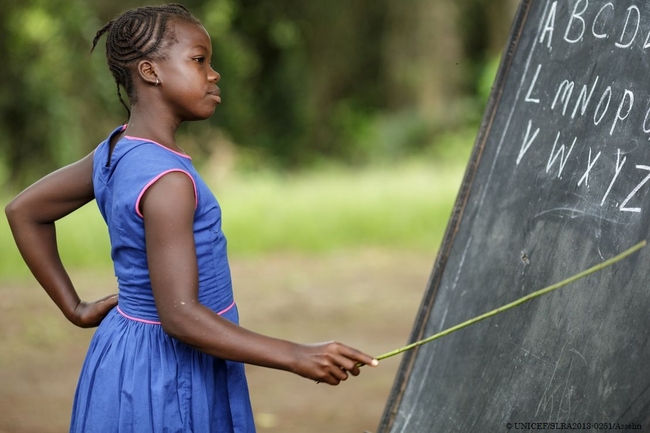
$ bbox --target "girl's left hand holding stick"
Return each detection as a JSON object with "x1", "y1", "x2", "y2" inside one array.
[{"x1": 5, "y1": 152, "x2": 118, "y2": 328}]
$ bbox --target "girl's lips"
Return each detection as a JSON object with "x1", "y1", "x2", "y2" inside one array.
[{"x1": 208, "y1": 91, "x2": 221, "y2": 104}]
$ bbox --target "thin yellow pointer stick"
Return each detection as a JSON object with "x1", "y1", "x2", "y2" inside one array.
[{"x1": 373, "y1": 240, "x2": 646, "y2": 363}]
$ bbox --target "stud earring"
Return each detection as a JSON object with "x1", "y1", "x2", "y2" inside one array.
[{"x1": 155, "y1": 78, "x2": 160, "y2": 86}]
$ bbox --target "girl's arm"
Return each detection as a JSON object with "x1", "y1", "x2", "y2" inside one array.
[
  {"x1": 142, "y1": 172, "x2": 377, "y2": 385},
  {"x1": 5, "y1": 152, "x2": 118, "y2": 328}
]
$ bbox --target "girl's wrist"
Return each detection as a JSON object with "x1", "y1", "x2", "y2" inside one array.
[
  {"x1": 61, "y1": 298, "x2": 83, "y2": 326},
  {"x1": 285, "y1": 342, "x2": 301, "y2": 374}
]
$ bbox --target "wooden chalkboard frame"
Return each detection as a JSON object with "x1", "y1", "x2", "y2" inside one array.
[{"x1": 377, "y1": 0, "x2": 536, "y2": 430}]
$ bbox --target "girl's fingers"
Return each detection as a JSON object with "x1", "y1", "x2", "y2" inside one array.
[
  {"x1": 328, "y1": 349, "x2": 377, "y2": 380},
  {"x1": 337, "y1": 345, "x2": 378, "y2": 368},
  {"x1": 322, "y1": 376, "x2": 340, "y2": 386},
  {"x1": 329, "y1": 365, "x2": 349, "y2": 382},
  {"x1": 347, "y1": 364, "x2": 361, "y2": 377},
  {"x1": 97, "y1": 293, "x2": 118, "y2": 304},
  {"x1": 331, "y1": 354, "x2": 360, "y2": 375},
  {"x1": 302, "y1": 342, "x2": 379, "y2": 385}
]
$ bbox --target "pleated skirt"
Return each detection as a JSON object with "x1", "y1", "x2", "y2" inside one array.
[{"x1": 70, "y1": 307, "x2": 256, "y2": 433}]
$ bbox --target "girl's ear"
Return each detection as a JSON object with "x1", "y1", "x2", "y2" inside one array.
[{"x1": 137, "y1": 60, "x2": 159, "y2": 86}]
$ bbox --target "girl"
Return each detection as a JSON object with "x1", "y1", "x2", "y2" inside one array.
[{"x1": 5, "y1": 4, "x2": 377, "y2": 432}]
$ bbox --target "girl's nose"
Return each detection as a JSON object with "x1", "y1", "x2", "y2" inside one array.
[{"x1": 210, "y1": 70, "x2": 220, "y2": 83}]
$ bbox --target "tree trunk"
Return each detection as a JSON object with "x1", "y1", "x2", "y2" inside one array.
[
  {"x1": 382, "y1": 0, "x2": 465, "y2": 126},
  {"x1": 486, "y1": 0, "x2": 521, "y2": 54}
]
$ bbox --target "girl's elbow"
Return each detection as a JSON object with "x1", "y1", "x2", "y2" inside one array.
[
  {"x1": 5, "y1": 199, "x2": 21, "y2": 226},
  {"x1": 5, "y1": 197, "x2": 36, "y2": 231},
  {"x1": 160, "y1": 317, "x2": 185, "y2": 340},
  {"x1": 159, "y1": 311, "x2": 196, "y2": 342}
]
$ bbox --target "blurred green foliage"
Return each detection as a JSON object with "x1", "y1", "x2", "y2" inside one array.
[
  {"x1": 0, "y1": 0, "x2": 519, "y2": 188},
  {"x1": 0, "y1": 161, "x2": 465, "y2": 279}
]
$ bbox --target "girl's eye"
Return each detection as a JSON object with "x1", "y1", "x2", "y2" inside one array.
[{"x1": 194, "y1": 57, "x2": 205, "y2": 63}]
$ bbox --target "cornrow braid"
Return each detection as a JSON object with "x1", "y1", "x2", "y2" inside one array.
[{"x1": 90, "y1": 3, "x2": 200, "y2": 116}]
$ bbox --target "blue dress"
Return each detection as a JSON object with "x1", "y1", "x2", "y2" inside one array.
[{"x1": 70, "y1": 126, "x2": 256, "y2": 432}]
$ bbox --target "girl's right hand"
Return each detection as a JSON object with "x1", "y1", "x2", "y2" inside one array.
[
  {"x1": 70, "y1": 294, "x2": 118, "y2": 328},
  {"x1": 291, "y1": 342, "x2": 379, "y2": 385}
]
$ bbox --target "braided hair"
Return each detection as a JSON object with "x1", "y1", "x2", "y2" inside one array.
[{"x1": 91, "y1": 4, "x2": 201, "y2": 116}]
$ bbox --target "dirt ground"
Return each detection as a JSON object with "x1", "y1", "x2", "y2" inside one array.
[{"x1": 0, "y1": 249, "x2": 434, "y2": 433}]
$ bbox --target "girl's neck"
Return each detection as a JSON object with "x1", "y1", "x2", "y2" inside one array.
[{"x1": 124, "y1": 109, "x2": 183, "y2": 153}]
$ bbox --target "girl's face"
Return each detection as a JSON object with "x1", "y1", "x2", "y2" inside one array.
[{"x1": 155, "y1": 20, "x2": 221, "y2": 121}]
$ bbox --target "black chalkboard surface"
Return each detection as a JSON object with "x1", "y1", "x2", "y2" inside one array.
[{"x1": 378, "y1": 0, "x2": 650, "y2": 431}]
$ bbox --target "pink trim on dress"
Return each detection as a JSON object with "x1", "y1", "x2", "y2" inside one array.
[
  {"x1": 135, "y1": 169, "x2": 198, "y2": 218},
  {"x1": 116, "y1": 302, "x2": 236, "y2": 324},
  {"x1": 124, "y1": 135, "x2": 191, "y2": 159},
  {"x1": 117, "y1": 306, "x2": 162, "y2": 325},
  {"x1": 217, "y1": 301, "x2": 236, "y2": 316}
]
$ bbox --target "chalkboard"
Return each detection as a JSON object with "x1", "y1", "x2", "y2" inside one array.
[{"x1": 378, "y1": 0, "x2": 650, "y2": 431}]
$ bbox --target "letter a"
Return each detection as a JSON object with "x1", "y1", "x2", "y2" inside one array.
[{"x1": 540, "y1": 2, "x2": 558, "y2": 50}]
